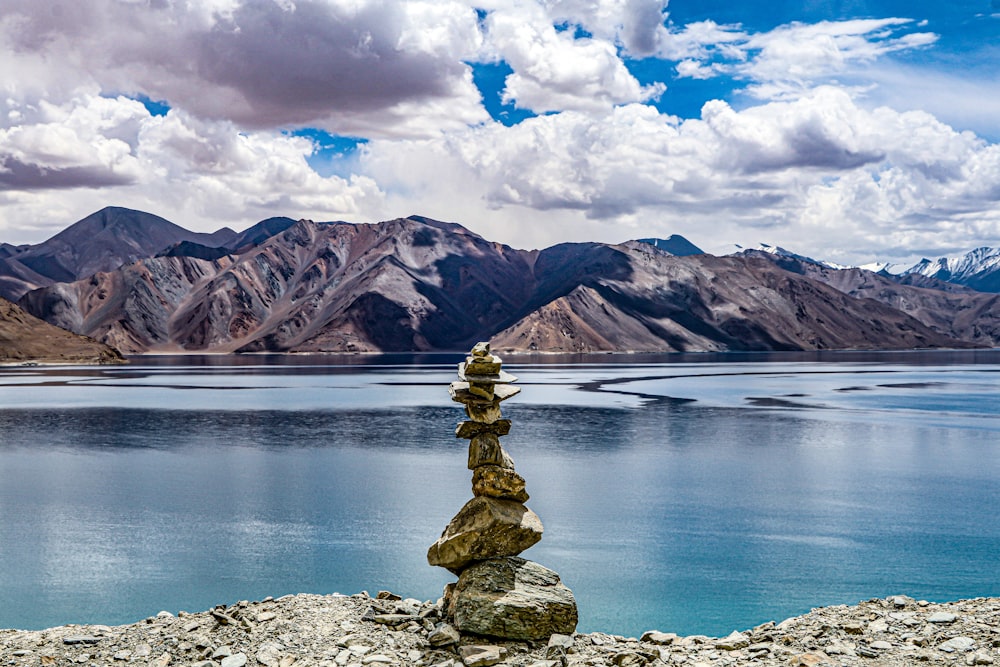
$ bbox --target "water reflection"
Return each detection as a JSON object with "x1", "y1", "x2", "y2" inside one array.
[{"x1": 1, "y1": 352, "x2": 999, "y2": 636}]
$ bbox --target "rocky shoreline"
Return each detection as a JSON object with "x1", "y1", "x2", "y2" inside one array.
[{"x1": 2, "y1": 592, "x2": 998, "y2": 667}]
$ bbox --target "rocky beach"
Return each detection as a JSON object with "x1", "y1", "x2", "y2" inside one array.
[{"x1": 2, "y1": 591, "x2": 998, "y2": 667}]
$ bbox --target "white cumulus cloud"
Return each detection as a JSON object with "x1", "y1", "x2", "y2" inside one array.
[
  {"x1": 666, "y1": 17, "x2": 938, "y2": 101},
  {"x1": 362, "y1": 86, "x2": 1000, "y2": 263},
  {"x1": 0, "y1": 95, "x2": 385, "y2": 242},
  {"x1": 482, "y1": 2, "x2": 665, "y2": 113},
  {"x1": 0, "y1": 0, "x2": 489, "y2": 139}
]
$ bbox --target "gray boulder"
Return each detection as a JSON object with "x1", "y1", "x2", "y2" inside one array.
[{"x1": 446, "y1": 557, "x2": 578, "y2": 641}]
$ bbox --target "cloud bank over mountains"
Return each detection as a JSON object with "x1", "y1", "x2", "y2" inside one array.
[{"x1": 1, "y1": 0, "x2": 998, "y2": 265}]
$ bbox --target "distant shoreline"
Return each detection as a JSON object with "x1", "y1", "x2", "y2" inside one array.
[{"x1": 6, "y1": 345, "x2": 999, "y2": 367}]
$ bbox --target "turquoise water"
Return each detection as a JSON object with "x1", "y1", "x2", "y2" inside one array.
[{"x1": 1, "y1": 350, "x2": 999, "y2": 636}]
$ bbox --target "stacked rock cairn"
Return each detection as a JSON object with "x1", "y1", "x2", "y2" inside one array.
[{"x1": 427, "y1": 342, "x2": 578, "y2": 642}]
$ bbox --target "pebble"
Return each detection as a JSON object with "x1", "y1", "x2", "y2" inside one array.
[
  {"x1": 63, "y1": 635, "x2": 102, "y2": 645},
  {"x1": 640, "y1": 630, "x2": 677, "y2": 645},
  {"x1": 928, "y1": 611, "x2": 959, "y2": 623},
  {"x1": 939, "y1": 637, "x2": 976, "y2": 653},
  {"x1": 256, "y1": 642, "x2": 284, "y2": 665},
  {"x1": 213, "y1": 645, "x2": 234, "y2": 658},
  {"x1": 220, "y1": 652, "x2": 249, "y2": 667},
  {"x1": 715, "y1": 630, "x2": 749, "y2": 650},
  {"x1": 459, "y1": 644, "x2": 506, "y2": 667},
  {"x1": 428, "y1": 623, "x2": 461, "y2": 647}
]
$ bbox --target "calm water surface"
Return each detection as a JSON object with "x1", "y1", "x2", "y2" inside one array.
[{"x1": 1, "y1": 350, "x2": 999, "y2": 636}]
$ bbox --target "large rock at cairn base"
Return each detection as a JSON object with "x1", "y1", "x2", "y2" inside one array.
[
  {"x1": 446, "y1": 557, "x2": 578, "y2": 641},
  {"x1": 427, "y1": 497, "x2": 542, "y2": 573}
]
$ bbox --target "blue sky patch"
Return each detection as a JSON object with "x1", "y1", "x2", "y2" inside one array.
[
  {"x1": 470, "y1": 62, "x2": 537, "y2": 126},
  {"x1": 136, "y1": 95, "x2": 171, "y2": 117},
  {"x1": 290, "y1": 129, "x2": 368, "y2": 178}
]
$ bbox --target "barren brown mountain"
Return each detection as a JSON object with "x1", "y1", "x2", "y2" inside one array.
[
  {"x1": 0, "y1": 297, "x2": 124, "y2": 364},
  {"x1": 742, "y1": 251, "x2": 1000, "y2": 348},
  {"x1": 0, "y1": 207, "x2": 238, "y2": 301}
]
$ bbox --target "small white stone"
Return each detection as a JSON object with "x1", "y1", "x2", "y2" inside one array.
[
  {"x1": 641, "y1": 630, "x2": 677, "y2": 645},
  {"x1": 715, "y1": 631, "x2": 749, "y2": 650},
  {"x1": 928, "y1": 612, "x2": 959, "y2": 624},
  {"x1": 221, "y1": 653, "x2": 249, "y2": 667},
  {"x1": 868, "y1": 619, "x2": 889, "y2": 633},
  {"x1": 257, "y1": 642, "x2": 284, "y2": 666},
  {"x1": 213, "y1": 645, "x2": 234, "y2": 659},
  {"x1": 939, "y1": 637, "x2": 975, "y2": 653}
]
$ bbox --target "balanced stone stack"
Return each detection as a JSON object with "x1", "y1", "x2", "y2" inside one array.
[{"x1": 427, "y1": 342, "x2": 578, "y2": 642}]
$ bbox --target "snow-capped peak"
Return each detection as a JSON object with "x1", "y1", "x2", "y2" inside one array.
[
  {"x1": 904, "y1": 247, "x2": 1000, "y2": 280},
  {"x1": 857, "y1": 261, "x2": 898, "y2": 274},
  {"x1": 734, "y1": 243, "x2": 849, "y2": 270}
]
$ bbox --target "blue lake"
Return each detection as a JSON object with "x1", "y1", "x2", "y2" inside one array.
[{"x1": 1, "y1": 350, "x2": 999, "y2": 636}]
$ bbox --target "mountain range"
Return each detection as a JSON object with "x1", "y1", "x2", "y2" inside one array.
[
  {"x1": 739, "y1": 242, "x2": 1000, "y2": 293},
  {"x1": 2, "y1": 206, "x2": 998, "y2": 357}
]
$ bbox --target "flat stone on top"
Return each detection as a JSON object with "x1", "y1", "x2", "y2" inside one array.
[
  {"x1": 450, "y1": 382, "x2": 520, "y2": 406},
  {"x1": 456, "y1": 419, "x2": 511, "y2": 439},
  {"x1": 458, "y1": 364, "x2": 518, "y2": 385},
  {"x1": 464, "y1": 356, "x2": 502, "y2": 376}
]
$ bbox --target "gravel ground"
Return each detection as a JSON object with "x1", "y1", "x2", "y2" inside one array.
[{"x1": 2, "y1": 592, "x2": 998, "y2": 667}]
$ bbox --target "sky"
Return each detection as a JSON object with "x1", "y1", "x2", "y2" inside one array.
[{"x1": 1, "y1": 0, "x2": 999, "y2": 265}]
